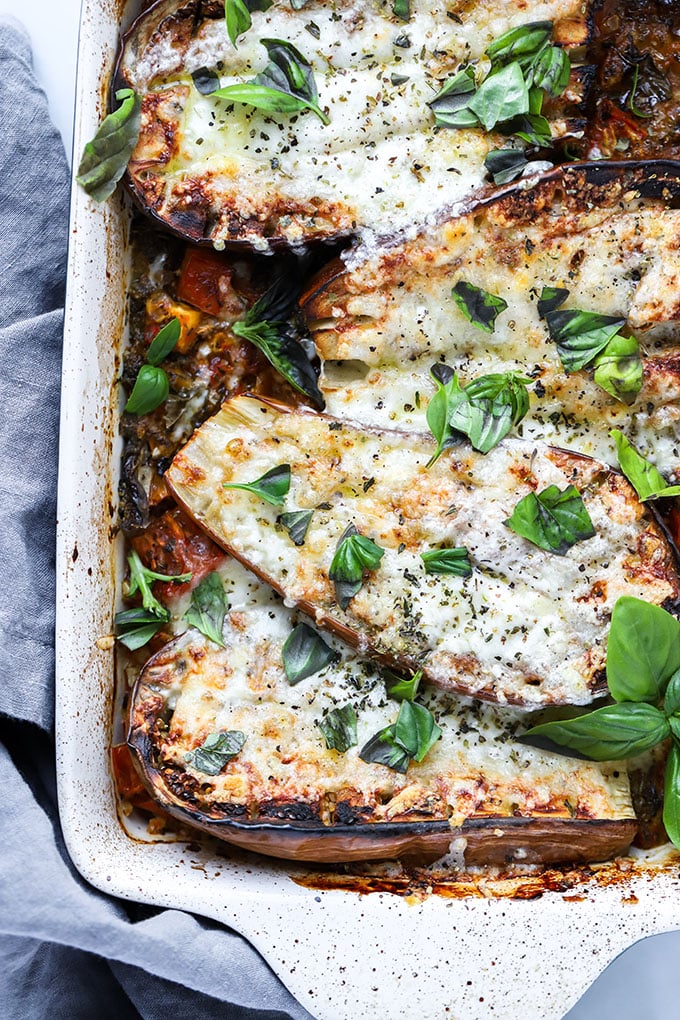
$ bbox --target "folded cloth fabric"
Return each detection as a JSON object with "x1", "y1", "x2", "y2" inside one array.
[{"x1": 0, "y1": 18, "x2": 312, "y2": 1019}]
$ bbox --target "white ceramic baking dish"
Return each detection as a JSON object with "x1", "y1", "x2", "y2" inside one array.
[{"x1": 56, "y1": 3, "x2": 680, "y2": 1017}]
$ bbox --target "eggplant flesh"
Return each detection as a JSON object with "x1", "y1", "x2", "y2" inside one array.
[
  {"x1": 164, "y1": 394, "x2": 680, "y2": 708},
  {"x1": 128, "y1": 560, "x2": 636, "y2": 865}
]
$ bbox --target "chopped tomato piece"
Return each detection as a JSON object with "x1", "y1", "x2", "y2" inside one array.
[
  {"x1": 111, "y1": 743, "x2": 159, "y2": 814},
  {"x1": 177, "y1": 247, "x2": 246, "y2": 319},
  {"x1": 130, "y1": 506, "x2": 226, "y2": 603}
]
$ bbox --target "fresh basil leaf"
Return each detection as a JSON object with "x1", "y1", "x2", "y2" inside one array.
[
  {"x1": 318, "y1": 704, "x2": 357, "y2": 753},
  {"x1": 191, "y1": 67, "x2": 221, "y2": 95},
  {"x1": 427, "y1": 66, "x2": 477, "y2": 127},
  {"x1": 114, "y1": 607, "x2": 165, "y2": 650},
  {"x1": 77, "y1": 88, "x2": 141, "y2": 202},
  {"x1": 393, "y1": 0, "x2": 409, "y2": 21},
  {"x1": 126, "y1": 550, "x2": 192, "y2": 619},
  {"x1": 214, "y1": 37, "x2": 329, "y2": 124},
  {"x1": 146, "y1": 317, "x2": 181, "y2": 366},
  {"x1": 425, "y1": 363, "x2": 461, "y2": 467},
  {"x1": 283, "y1": 622, "x2": 337, "y2": 684},
  {"x1": 521, "y1": 702, "x2": 670, "y2": 761},
  {"x1": 223, "y1": 463, "x2": 291, "y2": 506},
  {"x1": 664, "y1": 669, "x2": 680, "y2": 717},
  {"x1": 545, "y1": 308, "x2": 626, "y2": 372},
  {"x1": 592, "y1": 332, "x2": 642, "y2": 405},
  {"x1": 448, "y1": 371, "x2": 531, "y2": 454},
  {"x1": 506, "y1": 112, "x2": 552, "y2": 148},
  {"x1": 185, "y1": 730, "x2": 247, "y2": 775},
  {"x1": 359, "y1": 726, "x2": 411, "y2": 773},
  {"x1": 528, "y1": 45, "x2": 570, "y2": 97},
  {"x1": 484, "y1": 148, "x2": 528, "y2": 185},
  {"x1": 394, "y1": 701, "x2": 442, "y2": 762},
  {"x1": 663, "y1": 742, "x2": 680, "y2": 850},
  {"x1": 606, "y1": 596, "x2": 680, "y2": 704},
  {"x1": 467, "y1": 62, "x2": 529, "y2": 131},
  {"x1": 452, "y1": 281, "x2": 508, "y2": 333},
  {"x1": 537, "y1": 285, "x2": 569, "y2": 318},
  {"x1": 279, "y1": 509, "x2": 314, "y2": 545},
  {"x1": 505, "y1": 484, "x2": 595, "y2": 555},
  {"x1": 486, "y1": 21, "x2": 553, "y2": 66},
  {"x1": 611, "y1": 430, "x2": 680, "y2": 502},
  {"x1": 421, "y1": 547, "x2": 472, "y2": 577},
  {"x1": 124, "y1": 365, "x2": 170, "y2": 416},
  {"x1": 329, "y1": 524, "x2": 384, "y2": 610},
  {"x1": 225, "y1": 0, "x2": 252, "y2": 46},
  {"x1": 384, "y1": 668, "x2": 422, "y2": 702},
  {"x1": 233, "y1": 318, "x2": 324, "y2": 409},
  {"x1": 185, "y1": 572, "x2": 227, "y2": 646}
]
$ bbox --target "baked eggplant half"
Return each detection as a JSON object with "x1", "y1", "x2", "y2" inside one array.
[
  {"x1": 115, "y1": 0, "x2": 589, "y2": 248},
  {"x1": 302, "y1": 160, "x2": 680, "y2": 470},
  {"x1": 128, "y1": 559, "x2": 637, "y2": 864},
  {"x1": 164, "y1": 394, "x2": 680, "y2": 708}
]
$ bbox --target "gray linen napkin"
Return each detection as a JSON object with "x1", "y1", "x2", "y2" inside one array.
[{"x1": 0, "y1": 17, "x2": 312, "y2": 1019}]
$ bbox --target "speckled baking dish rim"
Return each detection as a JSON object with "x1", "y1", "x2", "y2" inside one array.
[{"x1": 56, "y1": 3, "x2": 680, "y2": 1018}]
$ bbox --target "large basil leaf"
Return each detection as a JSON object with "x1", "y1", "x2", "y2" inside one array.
[
  {"x1": 425, "y1": 363, "x2": 462, "y2": 467},
  {"x1": 486, "y1": 21, "x2": 553, "y2": 66},
  {"x1": 215, "y1": 38, "x2": 329, "y2": 123},
  {"x1": 612, "y1": 430, "x2": 680, "y2": 502},
  {"x1": 421, "y1": 547, "x2": 472, "y2": 577},
  {"x1": 185, "y1": 572, "x2": 227, "y2": 646},
  {"x1": 528, "y1": 45, "x2": 570, "y2": 97},
  {"x1": 359, "y1": 726, "x2": 411, "y2": 773},
  {"x1": 664, "y1": 669, "x2": 680, "y2": 716},
  {"x1": 592, "y1": 333, "x2": 642, "y2": 405},
  {"x1": 77, "y1": 88, "x2": 141, "y2": 202},
  {"x1": 225, "y1": 0, "x2": 272, "y2": 47},
  {"x1": 606, "y1": 596, "x2": 680, "y2": 704},
  {"x1": 467, "y1": 62, "x2": 529, "y2": 131},
  {"x1": 329, "y1": 524, "x2": 384, "y2": 609},
  {"x1": 504, "y1": 484, "x2": 595, "y2": 555},
  {"x1": 545, "y1": 308, "x2": 626, "y2": 372},
  {"x1": 521, "y1": 702, "x2": 670, "y2": 761},
  {"x1": 663, "y1": 742, "x2": 680, "y2": 851},
  {"x1": 452, "y1": 281, "x2": 508, "y2": 333},
  {"x1": 318, "y1": 704, "x2": 357, "y2": 753},
  {"x1": 223, "y1": 464, "x2": 291, "y2": 506},
  {"x1": 448, "y1": 371, "x2": 531, "y2": 454},
  {"x1": 125, "y1": 365, "x2": 170, "y2": 416},
  {"x1": 282, "y1": 622, "x2": 337, "y2": 684},
  {"x1": 185, "y1": 731, "x2": 247, "y2": 775},
  {"x1": 359, "y1": 701, "x2": 441, "y2": 772}
]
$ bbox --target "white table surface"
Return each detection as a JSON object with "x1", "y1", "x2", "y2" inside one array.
[{"x1": 2, "y1": 1, "x2": 678, "y2": 1017}]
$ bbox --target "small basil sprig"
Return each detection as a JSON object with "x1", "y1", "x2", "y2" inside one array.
[
  {"x1": 359, "y1": 701, "x2": 442, "y2": 774},
  {"x1": 223, "y1": 464, "x2": 291, "y2": 506},
  {"x1": 612, "y1": 430, "x2": 680, "y2": 502},
  {"x1": 125, "y1": 550, "x2": 192, "y2": 620},
  {"x1": 279, "y1": 509, "x2": 314, "y2": 545},
  {"x1": 318, "y1": 705, "x2": 357, "y2": 753},
  {"x1": 522, "y1": 596, "x2": 680, "y2": 849},
  {"x1": 452, "y1": 281, "x2": 508, "y2": 332},
  {"x1": 283, "y1": 622, "x2": 337, "y2": 684},
  {"x1": 329, "y1": 524, "x2": 384, "y2": 610},
  {"x1": 233, "y1": 281, "x2": 324, "y2": 409},
  {"x1": 185, "y1": 731, "x2": 247, "y2": 775},
  {"x1": 185, "y1": 572, "x2": 227, "y2": 646},
  {"x1": 421, "y1": 547, "x2": 472, "y2": 577},
  {"x1": 425, "y1": 366, "x2": 531, "y2": 464},
  {"x1": 125, "y1": 316, "x2": 181, "y2": 416},
  {"x1": 505, "y1": 483, "x2": 595, "y2": 555},
  {"x1": 77, "y1": 88, "x2": 141, "y2": 202},
  {"x1": 225, "y1": 0, "x2": 272, "y2": 47},
  {"x1": 486, "y1": 21, "x2": 553, "y2": 65},
  {"x1": 448, "y1": 370, "x2": 531, "y2": 455},
  {"x1": 214, "y1": 38, "x2": 329, "y2": 124},
  {"x1": 114, "y1": 607, "x2": 166, "y2": 650},
  {"x1": 484, "y1": 148, "x2": 528, "y2": 185},
  {"x1": 467, "y1": 62, "x2": 529, "y2": 132},
  {"x1": 545, "y1": 306, "x2": 642, "y2": 404}
]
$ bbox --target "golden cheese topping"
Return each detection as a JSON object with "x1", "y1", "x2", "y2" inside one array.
[
  {"x1": 132, "y1": 558, "x2": 634, "y2": 830},
  {"x1": 165, "y1": 395, "x2": 680, "y2": 708},
  {"x1": 118, "y1": 0, "x2": 586, "y2": 246}
]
